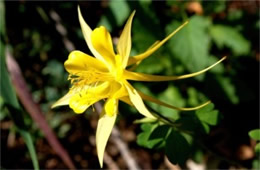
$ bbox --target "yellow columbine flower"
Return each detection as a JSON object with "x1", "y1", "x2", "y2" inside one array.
[{"x1": 52, "y1": 7, "x2": 226, "y2": 167}]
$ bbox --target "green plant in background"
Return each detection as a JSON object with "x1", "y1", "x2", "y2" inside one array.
[
  {"x1": 94, "y1": 0, "x2": 257, "y2": 168},
  {"x1": 52, "y1": 6, "x2": 226, "y2": 167},
  {"x1": 1, "y1": 0, "x2": 258, "y2": 169},
  {"x1": 0, "y1": 2, "x2": 39, "y2": 169},
  {"x1": 249, "y1": 129, "x2": 260, "y2": 169}
]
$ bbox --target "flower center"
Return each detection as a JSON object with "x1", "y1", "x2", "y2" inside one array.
[
  {"x1": 68, "y1": 69, "x2": 112, "y2": 88},
  {"x1": 112, "y1": 54, "x2": 124, "y2": 82}
]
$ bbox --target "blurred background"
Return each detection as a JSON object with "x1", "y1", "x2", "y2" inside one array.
[{"x1": 1, "y1": 0, "x2": 259, "y2": 169}]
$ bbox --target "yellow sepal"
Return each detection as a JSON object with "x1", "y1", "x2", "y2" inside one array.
[
  {"x1": 138, "y1": 91, "x2": 211, "y2": 111},
  {"x1": 124, "y1": 56, "x2": 226, "y2": 82},
  {"x1": 51, "y1": 92, "x2": 72, "y2": 108},
  {"x1": 96, "y1": 103, "x2": 117, "y2": 168},
  {"x1": 117, "y1": 11, "x2": 136, "y2": 68},
  {"x1": 124, "y1": 81, "x2": 156, "y2": 119},
  {"x1": 78, "y1": 6, "x2": 107, "y2": 65}
]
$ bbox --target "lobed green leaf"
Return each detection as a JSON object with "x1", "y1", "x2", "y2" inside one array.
[{"x1": 249, "y1": 129, "x2": 260, "y2": 141}]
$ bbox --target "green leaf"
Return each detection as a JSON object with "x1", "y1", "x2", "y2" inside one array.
[
  {"x1": 155, "y1": 85, "x2": 184, "y2": 120},
  {"x1": 109, "y1": 0, "x2": 130, "y2": 26},
  {"x1": 0, "y1": 49, "x2": 39, "y2": 169},
  {"x1": 216, "y1": 75, "x2": 239, "y2": 104},
  {"x1": 166, "y1": 16, "x2": 211, "y2": 78},
  {"x1": 0, "y1": 2, "x2": 39, "y2": 168},
  {"x1": 195, "y1": 103, "x2": 219, "y2": 126},
  {"x1": 19, "y1": 129, "x2": 39, "y2": 170},
  {"x1": 201, "y1": 122, "x2": 210, "y2": 134},
  {"x1": 166, "y1": 130, "x2": 191, "y2": 165},
  {"x1": 208, "y1": 56, "x2": 225, "y2": 74},
  {"x1": 209, "y1": 25, "x2": 250, "y2": 56},
  {"x1": 203, "y1": 1, "x2": 226, "y2": 13},
  {"x1": 98, "y1": 16, "x2": 112, "y2": 32},
  {"x1": 137, "y1": 123, "x2": 158, "y2": 149},
  {"x1": 0, "y1": 0, "x2": 6, "y2": 37},
  {"x1": 255, "y1": 143, "x2": 260, "y2": 153},
  {"x1": 149, "y1": 125, "x2": 171, "y2": 149},
  {"x1": 249, "y1": 129, "x2": 260, "y2": 141},
  {"x1": 137, "y1": 123, "x2": 170, "y2": 149},
  {"x1": 175, "y1": 116, "x2": 200, "y2": 132},
  {"x1": 0, "y1": 51, "x2": 20, "y2": 109},
  {"x1": 192, "y1": 149, "x2": 204, "y2": 163},
  {"x1": 135, "y1": 53, "x2": 169, "y2": 74},
  {"x1": 252, "y1": 159, "x2": 260, "y2": 170},
  {"x1": 227, "y1": 9, "x2": 243, "y2": 21},
  {"x1": 187, "y1": 87, "x2": 208, "y2": 107}
]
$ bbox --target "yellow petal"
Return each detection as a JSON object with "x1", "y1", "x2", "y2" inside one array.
[
  {"x1": 69, "y1": 82, "x2": 110, "y2": 114},
  {"x1": 64, "y1": 50, "x2": 108, "y2": 73},
  {"x1": 127, "y1": 21, "x2": 189, "y2": 66},
  {"x1": 69, "y1": 95, "x2": 92, "y2": 113},
  {"x1": 112, "y1": 83, "x2": 128, "y2": 99},
  {"x1": 119, "y1": 96, "x2": 133, "y2": 106},
  {"x1": 91, "y1": 26, "x2": 116, "y2": 68},
  {"x1": 51, "y1": 92, "x2": 72, "y2": 108},
  {"x1": 124, "y1": 56, "x2": 226, "y2": 81},
  {"x1": 117, "y1": 11, "x2": 136, "y2": 68},
  {"x1": 96, "y1": 105, "x2": 117, "y2": 168},
  {"x1": 78, "y1": 6, "x2": 107, "y2": 64},
  {"x1": 124, "y1": 81, "x2": 156, "y2": 119},
  {"x1": 138, "y1": 91, "x2": 211, "y2": 111},
  {"x1": 104, "y1": 98, "x2": 118, "y2": 117}
]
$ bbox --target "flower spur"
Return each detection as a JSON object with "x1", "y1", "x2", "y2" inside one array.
[{"x1": 52, "y1": 7, "x2": 226, "y2": 167}]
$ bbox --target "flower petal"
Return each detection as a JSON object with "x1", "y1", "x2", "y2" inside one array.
[
  {"x1": 119, "y1": 96, "x2": 133, "y2": 106},
  {"x1": 64, "y1": 50, "x2": 108, "y2": 74},
  {"x1": 124, "y1": 81, "x2": 156, "y2": 119},
  {"x1": 117, "y1": 11, "x2": 136, "y2": 68},
  {"x1": 78, "y1": 6, "x2": 107, "y2": 64},
  {"x1": 96, "y1": 100, "x2": 117, "y2": 168},
  {"x1": 138, "y1": 91, "x2": 211, "y2": 111},
  {"x1": 104, "y1": 98, "x2": 118, "y2": 117},
  {"x1": 91, "y1": 26, "x2": 116, "y2": 68},
  {"x1": 127, "y1": 21, "x2": 188, "y2": 66},
  {"x1": 51, "y1": 92, "x2": 72, "y2": 108},
  {"x1": 124, "y1": 56, "x2": 226, "y2": 81},
  {"x1": 69, "y1": 82, "x2": 110, "y2": 114}
]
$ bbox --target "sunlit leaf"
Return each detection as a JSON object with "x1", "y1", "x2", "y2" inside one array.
[
  {"x1": 255, "y1": 143, "x2": 260, "y2": 153},
  {"x1": 137, "y1": 123, "x2": 170, "y2": 149},
  {"x1": 109, "y1": 0, "x2": 130, "y2": 26},
  {"x1": 166, "y1": 16, "x2": 211, "y2": 79},
  {"x1": 137, "y1": 123, "x2": 158, "y2": 149},
  {"x1": 209, "y1": 25, "x2": 250, "y2": 56},
  {"x1": 253, "y1": 159, "x2": 260, "y2": 170},
  {"x1": 195, "y1": 103, "x2": 219, "y2": 126},
  {"x1": 249, "y1": 129, "x2": 260, "y2": 141},
  {"x1": 154, "y1": 85, "x2": 184, "y2": 120},
  {"x1": 208, "y1": 56, "x2": 225, "y2": 74}
]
